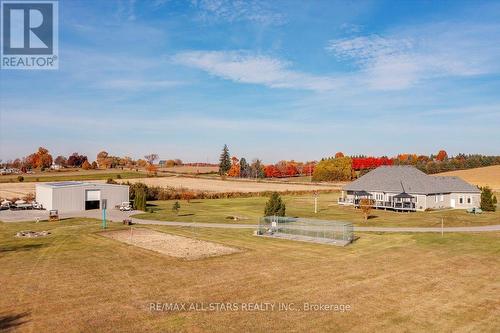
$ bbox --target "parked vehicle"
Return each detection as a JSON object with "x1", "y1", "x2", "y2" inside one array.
[
  {"x1": 31, "y1": 202, "x2": 44, "y2": 210},
  {"x1": 467, "y1": 207, "x2": 483, "y2": 214},
  {"x1": 0, "y1": 200, "x2": 11, "y2": 210},
  {"x1": 119, "y1": 201, "x2": 133, "y2": 211},
  {"x1": 12, "y1": 200, "x2": 33, "y2": 210}
]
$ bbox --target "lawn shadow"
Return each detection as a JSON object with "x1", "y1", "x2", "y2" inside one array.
[
  {"x1": 178, "y1": 213, "x2": 195, "y2": 217},
  {"x1": 0, "y1": 312, "x2": 30, "y2": 331},
  {"x1": 367, "y1": 215, "x2": 378, "y2": 220},
  {"x1": 0, "y1": 243, "x2": 46, "y2": 253}
]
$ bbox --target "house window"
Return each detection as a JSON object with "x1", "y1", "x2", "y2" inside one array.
[
  {"x1": 440, "y1": 194, "x2": 444, "y2": 202},
  {"x1": 435, "y1": 195, "x2": 438, "y2": 203},
  {"x1": 459, "y1": 197, "x2": 463, "y2": 204},
  {"x1": 467, "y1": 197, "x2": 471, "y2": 204}
]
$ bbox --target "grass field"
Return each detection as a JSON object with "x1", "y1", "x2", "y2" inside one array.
[
  {"x1": 437, "y1": 165, "x2": 500, "y2": 190},
  {"x1": 0, "y1": 219, "x2": 499, "y2": 332},
  {"x1": 133, "y1": 192, "x2": 500, "y2": 227},
  {"x1": 0, "y1": 169, "x2": 149, "y2": 184}
]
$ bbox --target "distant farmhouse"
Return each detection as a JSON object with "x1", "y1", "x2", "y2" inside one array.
[{"x1": 339, "y1": 166, "x2": 480, "y2": 211}]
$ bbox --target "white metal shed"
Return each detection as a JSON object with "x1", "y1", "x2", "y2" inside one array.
[{"x1": 35, "y1": 182, "x2": 129, "y2": 212}]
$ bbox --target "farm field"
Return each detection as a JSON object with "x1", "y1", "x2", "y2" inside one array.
[
  {"x1": 0, "y1": 219, "x2": 499, "y2": 332},
  {"x1": 133, "y1": 193, "x2": 500, "y2": 227},
  {"x1": 120, "y1": 176, "x2": 341, "y2": 193},
  {"x1": 158, "y1": 165, "x2": 218, "y2": 174},
  {"x1": 0, "y1": 169, "x2": 148, "y2": 184},
  {"x1": 437, "y1": 165, "x2": 500, "y2": 190}
]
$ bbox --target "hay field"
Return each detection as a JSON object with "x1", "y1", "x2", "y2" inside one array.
[
  {"x1": 437, "y1": 165, "x2": 500, "y2": 190},
  {"x1": 121, "y1": 176, "x2": 341, "y2": 193},
  {"x1": 159, "y1": 165, "x2": 218, "y2": 174}
]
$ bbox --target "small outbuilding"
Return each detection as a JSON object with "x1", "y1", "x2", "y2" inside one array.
[{"x1": 36, "y1": 182, "x2": 129, "y2": 212}]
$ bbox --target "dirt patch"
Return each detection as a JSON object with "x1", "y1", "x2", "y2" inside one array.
[{"x1": 100, "y1": 228, "x2": 240, "y2": 260}]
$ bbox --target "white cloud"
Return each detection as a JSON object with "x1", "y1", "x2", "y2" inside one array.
[
  {"x1": 326, "y1": 23, "x2": 500, "y2": 90},
  {"x1": 173, "y1": 51, "x2": 338, "y2": 91},
  {"x1": 191, "y1": 0, "x2": 286, "y2": 25}
]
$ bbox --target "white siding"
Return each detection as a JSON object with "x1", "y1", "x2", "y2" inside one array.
[{"x1": 36, "y1": 183, "x2": 129, "y2": 212}]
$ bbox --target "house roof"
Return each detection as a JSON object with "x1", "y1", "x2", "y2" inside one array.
[{"x1": 343, "y1": 166, "x2": 480, "y2": 194}]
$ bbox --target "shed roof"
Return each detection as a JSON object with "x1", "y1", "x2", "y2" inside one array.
[
  {"x1": 344, "y1": 166, "x2": 480, "y2": 194},
  {"x1": 37, "y1": 181, "x2": 128, "y2": 189}
]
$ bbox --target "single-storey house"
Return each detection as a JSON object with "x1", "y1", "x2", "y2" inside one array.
[
  {"x1": 339, "y1": 166, "x2": 480, "y2": 211},
  {"x1": 36, "y1": 181, "x2": 129, "y2": 212}
]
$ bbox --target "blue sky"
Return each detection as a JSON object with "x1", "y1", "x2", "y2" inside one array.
[{"x1": 1, "y1": 0, "x2": 500, "y2": 163}]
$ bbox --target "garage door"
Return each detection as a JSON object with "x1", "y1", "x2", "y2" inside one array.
[{"x1": 85, "y1": 190, "x2": 101, "y2": 210}]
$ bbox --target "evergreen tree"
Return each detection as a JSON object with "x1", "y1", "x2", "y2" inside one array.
[
  {"x1": 239, "y1": 157, "x2": 250, "y2": 178},
  {"x1": 133, "y1": 187, "x2": 146, "y2": 211},
  {"x1": 480, "y1": 187, "x2": 497, "y2": 211},
  {"x1": 218, "y1": 144, "x2": 231, "y2": 175},
  {"x1": 172, "y1": 201, "x2": 181, "y2": 214},
  {"x1": 264, "y1": 192, "x2": 286, "y2": 216}
]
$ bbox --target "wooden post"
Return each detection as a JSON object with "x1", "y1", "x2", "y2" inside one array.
[{"x1": 441, "y1": 218, "x2": 444, "y2": 237}]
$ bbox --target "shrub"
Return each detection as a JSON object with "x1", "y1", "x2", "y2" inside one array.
[
  {"x1": 359, "y1": 198, "x2": 374, "y2": 221},
  {"x1": 116, "y1": 174, "x2": 122, "y2": 179},
  {"x1": 480, "y1": 187, "x2": 497, "y2": 212},
  {"x1": 17, "y1": 176, "x2": 24, "y2": 182},
  {"x1": 264, "y1": 192, "x2": 286, "y2": 216},
  {"x1": 106, "y1": 178, "x2": 117, "y2": 184},
  {"x1": 172, "y1": 201, "x2": 180, "y2": 214}
]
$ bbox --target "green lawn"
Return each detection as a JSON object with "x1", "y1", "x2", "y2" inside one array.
[
  {"x1": 133, "y1": 192, "x2": 500, "y2": 227},
  {"x1": 0, "y1": 170, "x2": 150, "y2": 183},
  {"x1": 0, "y1": 219, "x2": 499, "y2": 332}
]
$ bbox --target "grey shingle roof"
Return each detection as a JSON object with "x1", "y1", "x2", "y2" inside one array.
[{"x1": 343, "y1": 166, "x2": 480, "y2": 194}]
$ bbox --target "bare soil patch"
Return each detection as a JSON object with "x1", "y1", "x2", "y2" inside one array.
[{"x1": 100, "y1": 228, "x2": 240, "y2": 260}]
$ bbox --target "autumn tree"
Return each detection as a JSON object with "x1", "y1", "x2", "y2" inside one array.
[
  {"x1": 67, "y1": 153, "x2": 87, "y2": 168},
  {"x1": 250, "y1": 159, "x2": 265, "y2": 178},
  {"x1": 27, "y1": 147, "x2": 53, "y2": 169},
  {"x1": 81, "y1": 160, "x2": 92, "y2": 170},
  {"x1": 54, "y1": 155, "x2": 67, "y2": 168},
  {"x1": 312, "y1": 157, "x2": 352, "y2": 181},
  {"x1": 335, "y1": 152, "x2": 344, "y2": 158},
  {"x1": 436, "y1": 150, "x2": 448, "y2": 161},
  {"x1": 144, "y1": 154, "x2": 159, "y2": 165},
  {"x1": 91, "y1": 161, "x2": 98, "y2": 169},
  {"x1": 146, "y1": 163, "x2": 158, "y2": 175},
  {"x1": 359, "y1": 198, "x2": 374, "y2": 222},
  {"x1": 219, "y1": 144, "x2": 231, "y2": 175},
  {"x1": 97, "y1": 151, "x2": 111, "y2": 169},
  {"x1": 227, "y1": 157, "x2": 240, "y2": 177}
]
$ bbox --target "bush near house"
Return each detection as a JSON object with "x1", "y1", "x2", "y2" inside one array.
[{"x1": 480, "y1": 187, "x2": 497, "y2": 211}]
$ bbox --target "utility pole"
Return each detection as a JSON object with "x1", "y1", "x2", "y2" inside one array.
[{"x1": 314, "y1": 191, "x2": 318, "y2": 214}]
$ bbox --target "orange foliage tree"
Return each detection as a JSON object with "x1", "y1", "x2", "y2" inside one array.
[
  {"x1": 335, "y1": 152, "x2": 344, "y2": 158},
  {"x1": 227, "y1": 157, "x2": 241, "y2": 177}
]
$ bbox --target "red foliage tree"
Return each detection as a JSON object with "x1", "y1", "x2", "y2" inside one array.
[{"x1": 436, "y1": 150, "x2": 448, "y2": 161}]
